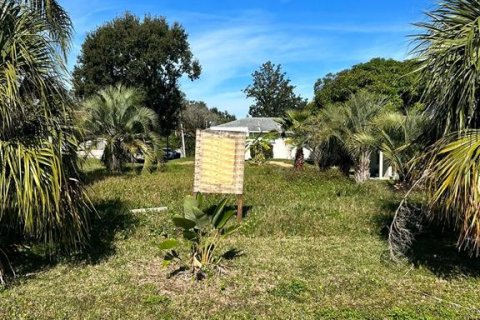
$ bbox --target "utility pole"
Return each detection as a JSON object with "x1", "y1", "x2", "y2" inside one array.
[{"x1": 179, "y1": 112, "x2": 186, "y2": 158}]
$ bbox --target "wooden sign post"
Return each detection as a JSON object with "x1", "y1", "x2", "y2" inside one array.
[{"x1": 193, "y1": 129, "x2": 246, "y2": 221}]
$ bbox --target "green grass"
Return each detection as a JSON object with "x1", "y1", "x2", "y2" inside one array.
[{"x1": 2, "y1": 159, "x2": 480, "y2": 319}]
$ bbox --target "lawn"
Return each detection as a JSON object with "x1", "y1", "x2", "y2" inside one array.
[{"x1": 2, "y1": 159, "x2": 480, "y2": 319}]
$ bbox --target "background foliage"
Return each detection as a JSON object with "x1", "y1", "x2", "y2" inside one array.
[
  {"x1": 73, "y1": 13, "x2": 201, "y2": 134},
  {"x1": 313, "y1": 58, "x2": 422, "y2": 111}
]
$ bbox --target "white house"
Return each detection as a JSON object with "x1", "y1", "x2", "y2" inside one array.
[
  {"x1": 210, "y1": 117, "x2": 311, "y2": 161},
  {"x1": 78, "y1": 138, "x2": 106, "y2": 159}
]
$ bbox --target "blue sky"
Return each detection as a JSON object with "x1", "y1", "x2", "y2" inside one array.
[{"x1": 61, "y1": 0, "x2": 433, "y2": 118}]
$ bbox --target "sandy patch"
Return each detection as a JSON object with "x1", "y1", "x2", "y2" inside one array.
[
  {"x1": 267, "y1": 161, "x2": 293, "y2": 168},
  {"x1": 175, "y1": 161, "x2": 194, "y2": 165}
]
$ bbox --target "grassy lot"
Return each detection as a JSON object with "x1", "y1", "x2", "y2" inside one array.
[{"x1": 2, "y1": 159, "x2": 480, "y2": 319}]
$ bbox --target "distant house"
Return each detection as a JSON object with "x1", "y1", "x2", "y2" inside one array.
[
  {"x1": 210, "y1": 117, "x2": 311, "y2": 160},
  {"x1": 78, "y1": 138, "x2": 106, "y2": 159},
  {"x1": 211, "y1": 117, "x2": 396, "y2": 180}
]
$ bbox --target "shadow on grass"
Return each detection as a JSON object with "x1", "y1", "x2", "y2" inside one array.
[
  {"x1": 239, "y1": 205, "x2": 253, "y2": 220},
  {"x1": 82, "y1": 165, "x2": 141, "y2": 185},
  {"x1": 409, "y1": 231, "x2": 480, "y2": 278},
  {"x1": 376, "y1": 199, "x2": 480, "y2": 279},
  {"x1": 3, "y1": 198, "x2": 138, "y2": 285},
  {"x1": 76, "y1": 198, "x2": 139, "y2": 264}
]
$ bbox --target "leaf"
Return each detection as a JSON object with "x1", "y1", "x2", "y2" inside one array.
[
  {"x1": 222, "y1": 225, "x2": 241, "y2": 236},
  {"x1": 183, "y1": 195, "x2": 198, "y2": 220},
  {"x1": 196, "y1": 214, "x2": 211, "y2": 229},
  {"x1": 172, "y1": 216, "x2": 196, "y2": 229},
  {"x1": 212, "y1": 198, "x2": 228, "y2": 222},
  {"x1": 213, "y1": 209, "x2": 236, "y2": 229},
  {"x1": 159, "y1": 239, "x2": 178, "y2": 250},
  {"x1": 183, "y1": 230, "x2": 198, "y2": 241},
  {"x1": 183, "y1": 195, "x2": 205, "y2": 221},
  {"x1": 196, "y1": 193, "x2": 205, "y2": 208},
  {"x1": 162, "y1": 260, "x2": 172, "y2": 267}
]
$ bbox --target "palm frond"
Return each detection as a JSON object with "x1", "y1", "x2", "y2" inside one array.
[
  {"x1": 0, "y1": 1, "x2": 91, "y2": 250},
  {"x1": 424, "y1": 130, "x2": 480, "y2": 254},
  {"x1": 23, "y1": 0, "x2": 73, "y2": 55},
  {"x1": 80, "y1": 85, "x2": 160, "y2": 172},
  {"x1": 413, "y1": 0, "x2": 480, "y2": 135}
]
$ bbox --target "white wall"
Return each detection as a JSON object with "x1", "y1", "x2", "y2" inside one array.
[
  {"x1": 272, "y1": 138, "x2": 292, "y2": 159},
  {"x1": 78, "y1": 139, "x2": 106, "y2": 159},
  {"x1": 246, "y1": 138, "x2": 311, "y2": 160}
]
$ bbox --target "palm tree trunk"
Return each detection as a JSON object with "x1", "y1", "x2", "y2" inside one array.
[
  {"x1": 354, "y1": 150, "x2": 371, "y2": 183},
  {"x1": 110, "y1": 153, "x2": 121, "y2": 172},
  {"x1": 294, "y1": 147, "x2": 304, "y2": 170},
  {"x1": 107, "y1": 141, "x2": 122, "y2": 172}
]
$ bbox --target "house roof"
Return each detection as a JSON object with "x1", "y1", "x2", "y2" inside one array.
[{"x1": 214, "y1": 117, "x2": 282, "y2": 133}]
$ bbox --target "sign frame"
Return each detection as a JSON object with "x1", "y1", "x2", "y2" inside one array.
[{"x1": 193, "y1": 129, "x2": 246, "y2": 221}]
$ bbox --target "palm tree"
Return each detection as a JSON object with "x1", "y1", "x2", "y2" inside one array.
[
  {"x1": 0, "y1": 1, "x2": 91, "y2": 252},
  {"x1": 311, "y1": 90, "x2": 395, "y2": 183},
  {"x1": 80, "y1": 85, "x2": 161, "y2": 172},
  {"x1": 410, "y1": 0, "x2": 480, "y2": 254},
  {"x1": 279, "y1": 109, "x2": 311, "y2": 170},
  {"x1": 377, "y1": 109, "x2": 427, "y2": 184}
]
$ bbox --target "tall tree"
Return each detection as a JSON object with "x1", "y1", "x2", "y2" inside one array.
[
  {"x1": 279, "y1": 109, "x2": 312, "y2": 170},
  {"x1": 314, "y1": 58, "x2": 422, "y2": 110},
  {"x1": 73, "y1": 13, "x2": 201, "y2": 133},
  {"x1": 415, "y1": 0, "x2": 480, "y2": 136},
  {"x1": 377, "y1": 109, "x2": 427, "y2": 184},
  {"x1": 244, "y1": 61, "x2": 306, "y2": 117},
  {"x1": 182, "y1": 101, "x2": 235, "y2": 136}
]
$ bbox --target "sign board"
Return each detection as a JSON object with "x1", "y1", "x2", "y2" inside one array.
[{"x1": 193, "y1": 129, "x2": 246, "y2": 195}]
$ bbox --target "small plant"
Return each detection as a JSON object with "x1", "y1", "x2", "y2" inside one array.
[
  {"x1": 247, "y1": 132, "x2": 277, "y2": 165},
  {"x1": 160, "y1": 194, "x2": 240, "y2": 280}
]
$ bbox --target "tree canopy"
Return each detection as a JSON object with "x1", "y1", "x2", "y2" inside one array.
[
  {"x1": 72, "y1": 13, "x2": 201, "y2": 134},
  {"x1": 182, "y1": 101, "x2": 236, "y2": 137},
  {"x1": 314, "y1": 58, "x2": 422, "y2": 110},
  {"x1": 180, "y1": 100, "x2": 236, "y2": 155},
  {"x1": 244, "y1": 61, "x2": 306, "y2": 117},
  {"x1": 408, "y1": 0, "x2": 480, "y2": 255},
  {"x1": 309, "y1": 90, "x2": 396, "y2": 183}
]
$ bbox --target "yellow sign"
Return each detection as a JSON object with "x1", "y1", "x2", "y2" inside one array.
[{"x1": 194, "y1": 130, "x2": 245, "y2": 195}]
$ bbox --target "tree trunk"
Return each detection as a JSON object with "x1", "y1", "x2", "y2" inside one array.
[
  {"x1": 0, "y1": 259, "x2": 5, "y2": 285},
  {"x1": 354, "y1": 151, "x2": 371, "y2": 183},
  {"x1": 107, "y1": 142, "x2": 122, "y2": 173},
  {"x1": 109, "y1": 153, "x2": 121, "y2": 172},
  {"x1": 294, "y1": 147, "x2": 304, "y2": 170}
]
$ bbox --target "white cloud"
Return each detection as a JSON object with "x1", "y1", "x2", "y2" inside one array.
[{"x1": 180, "y1": 13, "x2": 412, "y2": 117}]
